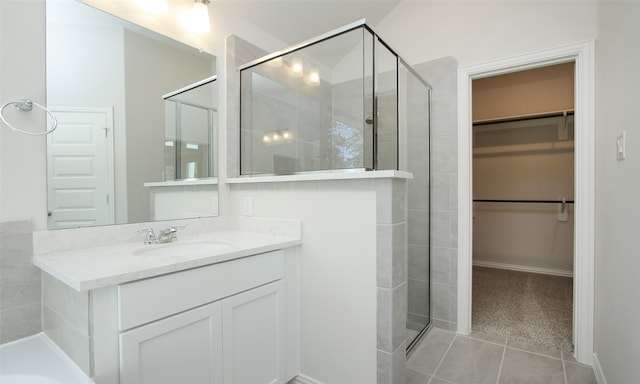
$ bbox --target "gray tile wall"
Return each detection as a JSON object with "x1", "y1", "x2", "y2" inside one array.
[
  {"x1": 376, "y1": 178, "x2": 408, "y2": 384},
  {"x1": 42, "y1": 273, "x2": 92, "y2": 375},
  {"x1": 414, "y1": 57, "x2": 459, "y2": 331},
  {"x1": 226, "y1": 35, "x2": 269, "y2": 179},
  {"x1": 240, "y1": 65, "x2": 373, "y2": 174},
  {"x1": 0, "y1": 220, "x2": 42, "y2": 343}
]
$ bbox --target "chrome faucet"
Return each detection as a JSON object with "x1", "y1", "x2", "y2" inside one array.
[
  {"x1": 157, "y1": 226, "x2": 178, "y2": 243},
  {"x1": 139, "y1": 226, "x2": 178, "y2": 245}
]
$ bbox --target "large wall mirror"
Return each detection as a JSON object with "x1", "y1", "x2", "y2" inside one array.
[{"x1": 45, "y1": 0, "x2": 218, "y2": 230}]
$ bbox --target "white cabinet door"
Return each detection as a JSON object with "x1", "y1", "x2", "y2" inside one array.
[
  {"x1": 222, "y1": 280, "x2": 285, "y2": 384},
  {"x1": 120, "y1": 301, "x2": 223, "y2": 384}
]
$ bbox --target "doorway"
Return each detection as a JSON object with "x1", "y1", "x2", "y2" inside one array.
[
  {"x1": 471, "y1": 63, "x2": 575, "y2": 351},
  {"x1": 457, "y1": 41, "x2": 596, "y2": 364}
]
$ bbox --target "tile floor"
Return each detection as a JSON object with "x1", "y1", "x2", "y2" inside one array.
[{"x1": 407, "y1": 328, "x2": 597, "y2": 384}]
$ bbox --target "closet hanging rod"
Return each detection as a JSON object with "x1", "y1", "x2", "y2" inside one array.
[
  {"x1": 473, "y1": 199, "x2": 574, "y2": 204},
  {"x1": 473, "y1": 110, "x2": 574, "y2": 126}
]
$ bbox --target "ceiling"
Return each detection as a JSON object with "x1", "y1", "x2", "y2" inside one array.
[{"x1": 212, "y1": 0, "x2": 402, "y2": 45}]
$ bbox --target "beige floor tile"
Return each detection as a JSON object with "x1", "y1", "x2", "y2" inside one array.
[
  {"x1": 407, "y1": 328, "x2": 455, "y2": 375},
  {"x1": 406, "y1": 368, "x2": 430, "y2": 384},
  {"x1": 507, "y1": 339, "x2": 562, "y2": 359},
  {"x1": 434, "y1": 336, "x2": 503, "y2": 384},
  {"x1": 499, "y1": 348, "x2": 564, "y2": 384},
  {"x1": 469, "y1": 331, "x2": 507, "y2": 345},
  {"x1": 430, "y1": 377, "x2": 457, "y2": 384},
  {"x1": 565, "y1": 361, "x2": 597, "y2": 384},
  {"x1": 409, "y1": 327, "x2": 598, "y2": 384},
  {"x1": 562, "y1": 349, "x2": 580, "y2": 364}
]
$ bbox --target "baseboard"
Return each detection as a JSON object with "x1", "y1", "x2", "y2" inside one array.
[
  {"x1": 473, "y1": 260, "x2": 573, "y2": 277},
  {"x1": 288, "y1": 374, "x2": 325, "y2": 384},
  {"x1": 592, "y1": 353, "x2": 608, "y2": 384}
]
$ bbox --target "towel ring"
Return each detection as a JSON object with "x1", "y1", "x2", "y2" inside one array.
[{"x1": 0, "y1": 99, "x2": 58, "y2": 136}]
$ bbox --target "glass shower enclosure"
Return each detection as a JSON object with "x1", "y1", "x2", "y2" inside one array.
[
  {"x1": 239, "y1": 21, "x2": 431, "y2": 351},
  {"x1": 163, "y1": 76, "x2": 218, "y2": 180}
]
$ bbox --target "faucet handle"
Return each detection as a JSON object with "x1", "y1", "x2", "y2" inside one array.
[
  {"x1": 137, "y1": 228, "x2": 157, "y2": 244},
  {"x1": 160, "y1": 226, "x2": 178, "y2": 242}
]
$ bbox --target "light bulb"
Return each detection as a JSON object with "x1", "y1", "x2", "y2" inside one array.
[
  {"x1": 308, "y1": 68, "x2": 320, "y2": 86},
  {"x1": 191, "y1": 0, "x2": 211, "y2": 34},
  {"x1": 263, "y1": 135, "x2": 271, "y2": 143},
  {"x1": 291, "y1": 58, "x2": 303, "y2": 77},
  {"x1": 272, "y1": 133, "x2": 280, "y2": 141},
  {"x1": 283, "y1": 131, "x2": 290, "y2": 139}
]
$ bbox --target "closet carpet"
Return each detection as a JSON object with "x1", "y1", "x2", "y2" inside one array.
[{"x1": 472, "y1": 266, "x2": 573, "y2": 352}]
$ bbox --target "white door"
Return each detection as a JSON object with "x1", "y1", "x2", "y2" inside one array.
[
  {"x1": 119, "y1": 301, "x2": 224, "y2": 384},
  {"x1": 47, "y1": 107, "x2": 114, "y2": 228},
  {"x1": 223, "y1": 280, "x2": 285, "y2": 384}
]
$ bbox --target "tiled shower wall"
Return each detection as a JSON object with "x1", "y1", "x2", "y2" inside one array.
[
  {"x1": 226, "y1": 34, "x2": 268, "y2": 179},
  {"x1": 0, "y1": 220, "x2": 42, "y2": 343},
  {"x1": 240, "y1": 67, "x2": 332, "y2": 174},
  {"x1": 415, "y1": 57, "x2": 459, "y2": 331}
]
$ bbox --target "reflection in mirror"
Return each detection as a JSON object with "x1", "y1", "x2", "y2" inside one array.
[
  {"x1": 163, "y1": 77, "x2": 218, "y2": 181},
  {"x1": 45, "y1": 0, "x2": 217, "y2": 229}
]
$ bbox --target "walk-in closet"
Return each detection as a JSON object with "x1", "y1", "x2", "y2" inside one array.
[{"x1": 471, "y1": 63, "x2": 576, "y2": 353}]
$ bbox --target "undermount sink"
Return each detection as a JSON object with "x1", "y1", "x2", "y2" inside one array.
[{"x1": 132, "y1": 241, "x2": 232, "y2": 259}]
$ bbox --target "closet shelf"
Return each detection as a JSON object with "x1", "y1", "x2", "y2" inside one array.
[{"x1": 473, "y1": 140, "x2": 574, "y2": 156}]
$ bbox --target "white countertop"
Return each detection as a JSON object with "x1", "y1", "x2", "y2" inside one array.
[
  {"x1": 226, "y1": 170, "x2": 412, "y2": 184},
  {"x1": 34, "y1": 230, "x2": 301, "y2": 292},
  {"x1": 143, "y1": 177, "x2": 218, "y2": 187}
]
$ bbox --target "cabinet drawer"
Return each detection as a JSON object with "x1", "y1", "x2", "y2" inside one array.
[{"x1": 118, "y1": 250, "x2": 284, "y2": 331}]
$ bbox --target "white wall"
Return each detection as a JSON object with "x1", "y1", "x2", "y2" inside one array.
[
  {"x1": 595, "y1": 1, "x2": 640, "y2": 382},
  {"x1": 0, "y1": 0, "x2": 47, "y2": 230},
  {"x1": 228, "y1": 184, "x2": 378, "y2": 384},
  {"x1": 79, "y1": 0, "x2": 285, "y2": 59},
  {"x1": 376, "y1": 1, "x2": 597, "y2": 67}
]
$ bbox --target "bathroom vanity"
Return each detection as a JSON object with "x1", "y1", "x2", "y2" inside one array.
[{"x1": 33, "y1": 218, "x2": 302, "y2": 384}]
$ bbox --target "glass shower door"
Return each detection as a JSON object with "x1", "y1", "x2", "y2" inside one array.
[{"x1": 401, "y1": 60, "x2": 432, "y2": 351}]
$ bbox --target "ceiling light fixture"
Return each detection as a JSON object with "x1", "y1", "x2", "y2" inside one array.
[
  {"x1": 191, "y1": 0, "x2": 211, "y2": 34},
  {"x1": 263, "y1": 130, "x2": 293, "y2": 144}
]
